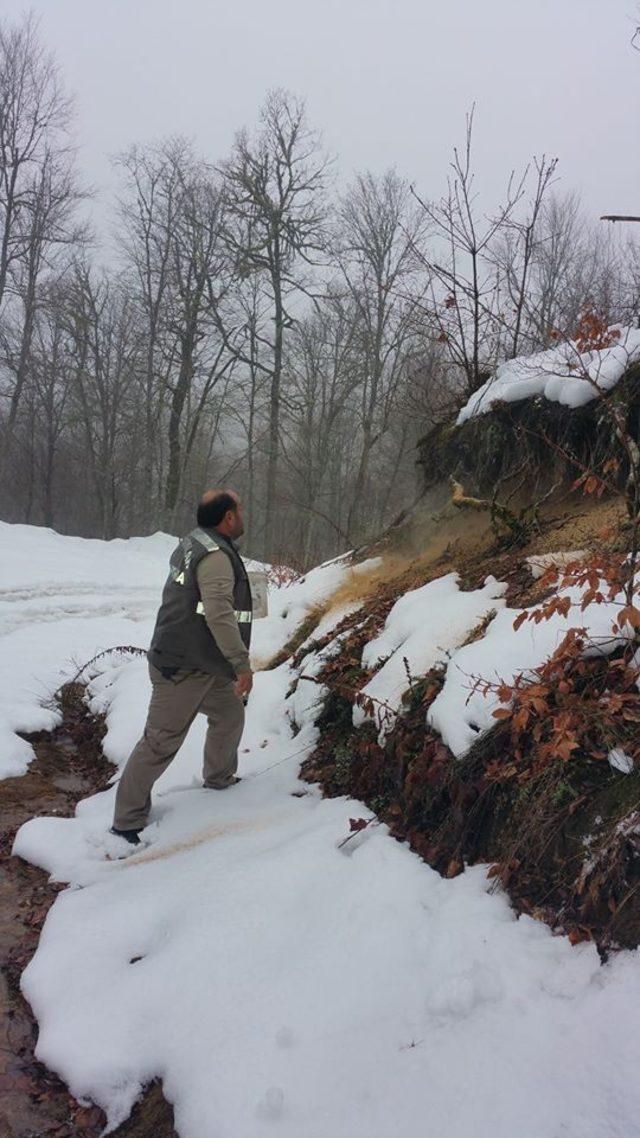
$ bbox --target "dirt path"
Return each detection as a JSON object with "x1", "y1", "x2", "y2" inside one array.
[{"x1": 0, "y1": 685, "x2": 176, "y2": 1138}]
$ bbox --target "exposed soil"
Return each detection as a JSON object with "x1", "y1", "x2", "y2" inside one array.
[
  {"x1": 416, "y1": 363, "x2": 640, "y2": 503},
  {"x1": 0, "y1": 684, "x2": 177, "y2": 1138}
]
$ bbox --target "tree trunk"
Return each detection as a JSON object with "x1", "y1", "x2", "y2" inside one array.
[
  {"x1": 264, "y1": 266, "x2": 283, "y2": 559},
  {"x1": 42, "y1": 426, "x2": 56, "y2": 528},
  {"x1": 0, "y1": 260, "x2": 38, "y2": 473},
  {"x1": 164, "y1": 332, "x2": 195, "y2": 527}
]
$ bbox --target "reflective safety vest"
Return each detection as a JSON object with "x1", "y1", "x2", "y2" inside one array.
[{"x1": 148, "y1": 526, "x2": 253, "y2": 679}]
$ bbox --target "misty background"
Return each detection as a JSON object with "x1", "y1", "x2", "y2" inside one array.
[{"x1": 0, "y1": 1, "x2": 638, "y2": 565}]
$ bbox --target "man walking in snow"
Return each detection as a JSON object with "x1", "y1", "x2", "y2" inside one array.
[{"x1": 111, "y1": 489, "x2": 253, "y2": 845}]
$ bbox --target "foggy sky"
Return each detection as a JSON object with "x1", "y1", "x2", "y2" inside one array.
[{"x1": 3, "y1": 0, "x2": 639, "y2": 234}]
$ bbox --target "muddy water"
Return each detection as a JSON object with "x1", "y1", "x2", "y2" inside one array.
[{"x1": 0, "y1": 686, "x2": 176, "y2": 1138}]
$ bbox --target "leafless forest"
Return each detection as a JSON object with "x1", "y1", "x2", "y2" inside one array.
[{"x1": 1, "y1": 14, "x2": 638, "y2": 564}]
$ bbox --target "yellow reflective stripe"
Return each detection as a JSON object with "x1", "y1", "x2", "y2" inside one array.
[
  {"x1": 191, "y1": 527, "x2": 219, "y2": 552},
  {"x1": 195, "y1": 603, "x2": 251, "y2": 623}
]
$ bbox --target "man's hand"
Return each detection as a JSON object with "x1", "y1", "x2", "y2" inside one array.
[{"x1": 234, "y1": 670, "x2": 253, "y2": 700}]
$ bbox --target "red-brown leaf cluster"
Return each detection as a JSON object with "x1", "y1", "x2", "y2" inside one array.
[{"x1": 572, "y1": 309, "x2": 621, "y2": 355}]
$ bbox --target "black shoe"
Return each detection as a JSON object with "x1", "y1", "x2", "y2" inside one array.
[
  {"x1": 110, "y1": 827, "x2": 141, "y2": 845},
  {"x1": 203, "y1": 776, "x2": 241, "y2": 790}
]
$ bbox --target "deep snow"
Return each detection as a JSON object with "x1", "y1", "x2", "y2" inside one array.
[{"x1": 5, "y1": 523, "x2": 640, "y2": 1137}]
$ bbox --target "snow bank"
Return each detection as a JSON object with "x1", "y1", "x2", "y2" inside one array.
[
  {"x1": 457, "y1": 325, "x2": 640, "y2": 424},
  {"x1": 354, "y1": 574, "x2": 507, "y2": 737},
  {"x1": 0, "y1": 521, "x2": 172, "y2": 593},
  {"x1": 428, "y1": 583, "x2": 628, "y2": 757}
]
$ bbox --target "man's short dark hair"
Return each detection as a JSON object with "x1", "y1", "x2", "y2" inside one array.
[{"x1": 197, "y1": 492, "x2": 238, "y2": 529}]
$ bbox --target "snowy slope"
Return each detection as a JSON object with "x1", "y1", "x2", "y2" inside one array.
[
  {"x1": 428, "y1": 578, "x2": 632, "y2": 757},
  {"x1": 354, "y1": 573, "x2": 507, "y2": 738},
  {"x1": 250, "y1": 556, "x2": 378, "y2": 665},
  {"x1": 7, "y1": 523, "x2": 640, "y2": 1137}
]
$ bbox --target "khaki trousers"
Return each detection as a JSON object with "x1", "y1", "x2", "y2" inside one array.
[{"x1": 112, "y1": 663, "x2": 245, "y2": 831}]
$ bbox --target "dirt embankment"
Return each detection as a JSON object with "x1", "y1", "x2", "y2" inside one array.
[
  {"x1": 297, "y1": 495, "x2": 640, "y2": 955},
  {"x1": 0, "y1": 684, "x2": 176, "y2": 1138}
]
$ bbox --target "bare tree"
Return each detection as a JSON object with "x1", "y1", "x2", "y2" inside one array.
[
  {"x1": 116, "y1": 140, "x2": 232, "y2": 531},
  {"x1": 518, "y1": 193, "x2": 624, "y2": 347},
  {"x1": 412, "y1": 108, "x2": 529, "y2": 395},
  {"x1": 115, "y1": 141, "x2": 181, "y2": 520},
  {"x1": 64, "y1": 264, "x2": 141, "y2": 539},
  {"x1": 163, "y1": 158, "x2": 227, "y2": 527},
  {"x1": 219, "y1": 90, "x2": 328, "y2": 558},
  {"x1": 29, "y1": 277, "x2": 74, "y2": 526},
  {"x1": 489, "y1": 156, "x2": 558, "y2": 358},
  {"x1": 280, "y1": 290, "x2": 360, "y2": 563},
  {"x1": 335, "y1": 168, "x2": 427, "y2": 537},
  {"x1": 0, "y1": 14, "x2": 73, "y2": 309},
  {"x1": 216, "y1": 274, "x2": 272, "y2": 552},
  {"x1": 2, "y1": 149, "x2": 83, "y2": 451},
  {"x1": 0, "y1": 14, "x2": 82, "y2": 476}
]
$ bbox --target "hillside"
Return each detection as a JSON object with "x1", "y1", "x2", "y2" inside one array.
[
  {"x1": 297, "y1": 492, "x2": 640, "y2": 951},
  {"x1": 2, "y1": 468, "x2": 640, "y2": 1135}
]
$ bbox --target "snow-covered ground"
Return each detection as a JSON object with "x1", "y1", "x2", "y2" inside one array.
[
  {"x1": 0, "y1": 523, "x2": 176, "y2": 778},
  {"x1": 5, "y1": 522, "x2": 640, "y2": 1137},
  {"x1": 0, "y1": 520, "x2": 287, "y2": 778}
]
